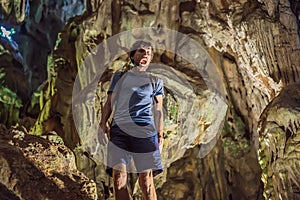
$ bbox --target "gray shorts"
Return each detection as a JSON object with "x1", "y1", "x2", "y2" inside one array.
[{"x1": 106, "y1": 124, "x2": 163, "y2": 177}]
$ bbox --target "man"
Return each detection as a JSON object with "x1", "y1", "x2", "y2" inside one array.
[{"x1": 99, "y1": 41, "x2": 164, "y2": 200}]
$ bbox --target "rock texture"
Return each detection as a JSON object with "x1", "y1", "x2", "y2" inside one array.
[
  {"x1": 0, "y1": 125, "x2": 97, "y2": 199},
  {"x1": 0, "y1": 0, "x2": 85, "y2": 95},
  {"x1": 157, "y1": 140, "x2": 263, "y2": 200},
  {"x1": 258, "y1": 83, "x2": 300, "y2": 200},
  {"x1": 0, "y1": 0, "x2": 300, "y2": 199}
]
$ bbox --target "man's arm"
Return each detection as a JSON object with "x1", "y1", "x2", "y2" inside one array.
[
  {"x1": 98, "y1": 93, "x2": 113, "y2": 144},
  {"x1": 154, "y1": 95, "x2": 164, "y2": 151}
]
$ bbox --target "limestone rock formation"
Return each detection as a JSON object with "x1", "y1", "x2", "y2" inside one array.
[
  {"x1": 0, "y1": 0, "x2": 86, "y2": 94},
  {"x1": 258, "y1": 83, "x2": 300, "y2": 200},
  {"x1": 0, "y1": 125, "x2": 97, "y2": 199},
  {"x1": 0, "y1": 0, "x2": 300, "y2": 199}
]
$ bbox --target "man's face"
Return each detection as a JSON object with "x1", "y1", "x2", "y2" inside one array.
[{"x1": 132, "y1": 45, "x2": 153, "y2": 67}]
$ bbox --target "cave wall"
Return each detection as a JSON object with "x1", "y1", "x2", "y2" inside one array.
[
  {"x1": 0, "y1": 0, "x2": 85, "y2": 97},
  {"x1": 0, "y1": 0, "x2": 300, "y2": 199},
  {"x1": 258, "y1": 83, "x2": 300, "y2": 200}
]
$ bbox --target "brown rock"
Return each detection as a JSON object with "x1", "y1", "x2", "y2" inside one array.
[{"x1": 0, "y1": 126, "x2": 97, "y2": 199}]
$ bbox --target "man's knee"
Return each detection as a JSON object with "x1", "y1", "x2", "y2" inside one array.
[
  {"x1": 138, "y1": 171, "x2": 154, "y2": 193},
  {"x1": 113, "y1": 168, "x2": 127, "y2": 190}
]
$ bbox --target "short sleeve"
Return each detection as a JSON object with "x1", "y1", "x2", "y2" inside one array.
[
  {"x1": 154, "y1": 78, "x2": 164, "y2": 97},
  {"x1": 108, "y1": 71, "x2": 123, "y2": 94}
]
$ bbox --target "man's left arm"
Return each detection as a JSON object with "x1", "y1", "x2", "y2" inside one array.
[{"x1": 154, "y1": 95, "x2": 164, "y2": 151}]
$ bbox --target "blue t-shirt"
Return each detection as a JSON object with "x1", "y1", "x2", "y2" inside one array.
[{"x1": 108, "y1": 71, "x2": 164, "y2": 137}]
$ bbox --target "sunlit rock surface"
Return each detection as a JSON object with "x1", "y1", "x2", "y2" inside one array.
[
  {"x1": 0, "y1": 125, "x2": 97, "y2": 199},
  {"x1": 0, "y1": 0, "x2": 300, "y2": 199}
]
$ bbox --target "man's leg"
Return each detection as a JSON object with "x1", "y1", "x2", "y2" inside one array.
[
  {"x1": 112, "y1": 163, "x2": 130, "y2": 200},
  {"x1": 138, "y1": 170, "x2": 157, "y2": 200}
]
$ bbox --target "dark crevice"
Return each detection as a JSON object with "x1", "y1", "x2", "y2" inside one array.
[
  {"x1": 179, "y1": 1, "x2": 197, "y2": 13},
  {"x1": 223, "y1": 52, "x2": 236, "y2": 64},
  {"x1": 123, "y1": 2, "x2": 155, "y2": 15},
  {"x1": 284, "y1": 127, "x2": 292, "y2": 154},
  {"x1": 111, "y1": 0, "x2": 121, "y2": 35},
  {"x1": 289, "y1": 0, "x2": 300, "y2": 37},
  {"x1": 0, "y1": 183, "x2": 20, "y2": 200}
]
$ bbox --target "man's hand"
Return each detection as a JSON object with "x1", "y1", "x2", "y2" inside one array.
[
  {"x1": 158, "y1": 132, "x2": 163, "y2": 153},
  {"x1": 98, "y1": 122, "x2": 110, "y2": 145}
]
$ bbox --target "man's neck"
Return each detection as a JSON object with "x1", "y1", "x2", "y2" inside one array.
[{"x1": 132, "y1": 65, "x2": 148, "y2": 72}]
